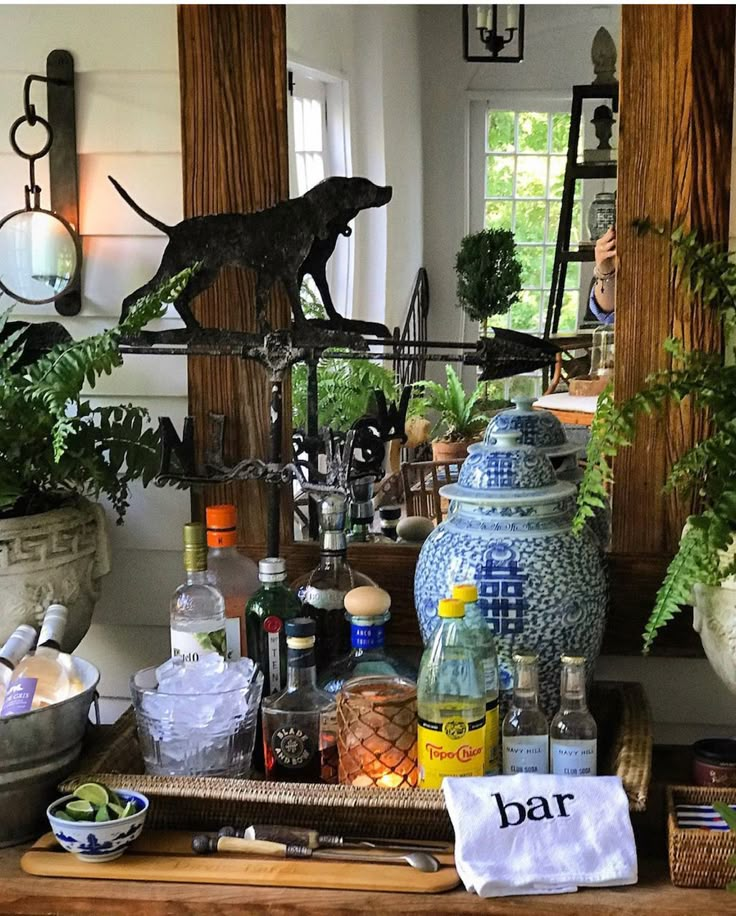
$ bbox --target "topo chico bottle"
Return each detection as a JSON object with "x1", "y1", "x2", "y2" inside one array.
[
  {"x1": 452, "y1": 582, "x2": 500, "y2": 775},
  {"x1": 417, "y1": 598, "x2": 486, "y2": 789},
  {"x1": 550, "y1": 654, "x2": 597, "y2": 776},
  {"x1": 502, "y1": 652, "x2": 549, "y2": 774}
]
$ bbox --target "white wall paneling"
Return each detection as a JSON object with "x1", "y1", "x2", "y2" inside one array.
[
  {"x1": 0, "y1": 5, "x2": 184, "y2": 721},
  {"x1": 79, "y1": 153, "x2": 183, "y2": 236}
]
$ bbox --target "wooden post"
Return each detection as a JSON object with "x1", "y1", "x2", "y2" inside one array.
[
  {"x1": 605, "y1": 5, "x2": 734, "y2": 652},
  {"x1": 177, "y1": 5, "x2": 291, "y2": 546}
]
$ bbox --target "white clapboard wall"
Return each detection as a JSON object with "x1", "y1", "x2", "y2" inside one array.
[{"x1": 0, "y1": 5, "x2": 188, "y2": 720}]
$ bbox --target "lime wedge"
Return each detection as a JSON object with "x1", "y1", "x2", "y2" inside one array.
[
  {"x1": 53, "y1": 810, "x2": 74, "y2": 822},
  {"x1": 119, "y1": 802, "x2": 137, "y2": 819},
  {"x1": 109, "y1": 803, "x2": 126, "y2": 819},
  {"x1": 95, "y1": 805, "x2": 111, "y2": 822},
  {"x1": 65, "y1": 799, "x2": 95, "y2": 820},
  {"x1": 73, "y1": 782, "x2": 109, "y2": 807}
]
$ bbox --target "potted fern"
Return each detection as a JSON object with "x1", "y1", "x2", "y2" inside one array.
[
  {"x1": 573, "y1": 224, "x2": 736, "y2": 687},
  {"x1": 419, "y1": 365, "x2": 490, "y2": 462},
  {"x1": 0, "y1": 270, "x2": 192, "y2": 651}
]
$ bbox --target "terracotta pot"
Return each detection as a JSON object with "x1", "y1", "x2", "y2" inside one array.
[
  {"x1": 431, "y1": 439, "x2": 472, "y2": 462},
  {"x1": 0, "y1": 498, "x2": 111, "y2": 652}
]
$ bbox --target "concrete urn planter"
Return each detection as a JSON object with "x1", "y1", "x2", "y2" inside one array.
[
  {"x1": 0, "y1": 500, "x2": 111, "y2": 652},
  {"x1": 693, "y1": 574, "x2": 736, "y2": 697}
]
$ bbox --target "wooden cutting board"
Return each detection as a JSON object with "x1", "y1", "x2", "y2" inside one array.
[{"x1": 21, "y1": 831, "x2": 460, "y2": 894}]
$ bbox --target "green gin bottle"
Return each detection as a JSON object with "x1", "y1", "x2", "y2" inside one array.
[{"x1": 246, "y1": 558, "x2": 301, "y2": 697}]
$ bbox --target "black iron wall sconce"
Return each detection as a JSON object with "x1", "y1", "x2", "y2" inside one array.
[
  {"x1": 0, "y1": 50, "x2": 81, "y2": 315},
  {"x1": 463, "y1": 5, "x2": 525, "y2": 63}
]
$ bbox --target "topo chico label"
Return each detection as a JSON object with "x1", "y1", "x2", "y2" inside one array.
[
  {"x1": 503, "y1": 734, "x2": 550, "y2": 775},
  {"x1": 418, "y1": 714, "x2": 485, "y2": 789},
  {"x1": 271, "y1": 725, "x2": 314, "y2": 769},
  {"x1": 551, "y1": 739, "x2": 597, "y2": 776}
]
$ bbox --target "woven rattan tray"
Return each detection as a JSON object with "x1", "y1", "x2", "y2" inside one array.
[
  {"x1": 62, "y1": 680, "x2": 652, "y2": 841},
  {"x1": 667, "y1": 784, "x2": 736, "y2": 888}
]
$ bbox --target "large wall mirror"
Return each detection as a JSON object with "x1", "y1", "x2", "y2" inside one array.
[{"x1": 178, "y1": 5, "x2": 734, "y2": 657}]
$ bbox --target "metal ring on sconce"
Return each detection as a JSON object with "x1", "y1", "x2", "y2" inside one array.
[
  {"x1": 0, "y1": 51, "x2": 81, "y2": 314},
  {"x1": 9, "y1": 114, "x2": 54, "y2": 162},
  {"x1": 0, "y1": 205, "x2": 81, "y2": 306}
]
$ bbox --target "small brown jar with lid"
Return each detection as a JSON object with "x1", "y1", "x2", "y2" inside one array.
[{"x1": 692, "y1": 738, "x2": 736, "y2": 787}]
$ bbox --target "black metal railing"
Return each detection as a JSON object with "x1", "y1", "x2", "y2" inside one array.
[{"x1": 391, "y1": 267, "x2": 429, "y2": 388}]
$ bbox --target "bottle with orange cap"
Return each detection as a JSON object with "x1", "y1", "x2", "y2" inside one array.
[
  {"x1": 452, "y1": 583, "x2": 500, "y2": 775},
  {"x1": 206, "y1": 504, "x2": 260, "y2": 660},
  {"x1": 416, "y1": 598, "x2": 486, "y2": 789}
]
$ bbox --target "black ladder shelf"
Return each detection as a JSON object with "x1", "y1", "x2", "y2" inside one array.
[{"x1": 544, "y1": 83, "x2": 619, "y2": 338}]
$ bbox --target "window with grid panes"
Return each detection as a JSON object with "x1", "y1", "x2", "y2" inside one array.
[{"x1": 484, "y1": 110, "x2": 583, "y2": 337}]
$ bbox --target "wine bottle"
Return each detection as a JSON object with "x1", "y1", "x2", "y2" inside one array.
[{"x1": 1, "y1": 605, "x2": 75, "y2": 715}]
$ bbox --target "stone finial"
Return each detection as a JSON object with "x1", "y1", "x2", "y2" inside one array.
[{"x1": 591, "y1": 27, "x2": 617, "y2": 85}]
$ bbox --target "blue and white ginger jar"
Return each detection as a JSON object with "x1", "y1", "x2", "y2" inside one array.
[
  {"x1": 487, "y1": 397, "x2": 580, "y2": 474},
  {"x1": 414, "y1": 430, "x2": 608, "y2": 715}
]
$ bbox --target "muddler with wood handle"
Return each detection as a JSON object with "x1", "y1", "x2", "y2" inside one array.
[
  {"x1": 192, "y1": 835, "x2": 440, "y2": 872},
  {"x1": 219, "y1": 824, "x2": 452, "y2": 853}
]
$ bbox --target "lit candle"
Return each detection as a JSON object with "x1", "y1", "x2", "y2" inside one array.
[{"x1": 506, "y1": 4, "x2": 518, "y2": 31}]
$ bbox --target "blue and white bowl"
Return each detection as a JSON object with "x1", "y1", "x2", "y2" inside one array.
[{"x1": 47, "y1": 790, "x2": 148, "y2": 862}]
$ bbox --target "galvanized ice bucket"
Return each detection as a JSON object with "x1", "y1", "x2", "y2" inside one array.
[{"x1": 0, "y1": 656, "x2": 100, "y2": 846}]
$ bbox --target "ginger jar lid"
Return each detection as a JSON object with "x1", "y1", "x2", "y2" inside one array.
[
  {"x1": 441, "y1": 431, "x2": 575, "y2": 506},
  {"x1": 486, "y1": 397, "x2": 579, "y2": 462}
]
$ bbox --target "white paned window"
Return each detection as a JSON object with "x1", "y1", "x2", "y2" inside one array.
[
  {"x1": 288, "y1": 66, "x2": 353, "y2": 317},
  {"x1": 484, "y1": 109, "x2": 583, "y2": 338}
]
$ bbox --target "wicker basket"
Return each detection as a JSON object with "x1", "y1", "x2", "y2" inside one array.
[
  {"x1": 62, "y1": 681, "x2": 652, "y2": 841},
  {"x1": 667, "y1": 784, "x2": 736, "y2": 888}
]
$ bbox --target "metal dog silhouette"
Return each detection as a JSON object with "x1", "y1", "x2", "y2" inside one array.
[{"x1": 111, "y1": 175, "x2": 392, "y2": 337}]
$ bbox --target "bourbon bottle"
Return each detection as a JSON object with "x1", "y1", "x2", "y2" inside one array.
[{"x1": 261, "y1": 618, "x2": 337, "y2": 784}]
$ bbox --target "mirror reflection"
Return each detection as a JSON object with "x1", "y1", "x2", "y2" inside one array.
[
  {"x1": 0, "y1": 208, "x2": 78, "y2": 304},
  {"x1": 286, "y1": 4, "x2": 620, "y2": 544}
]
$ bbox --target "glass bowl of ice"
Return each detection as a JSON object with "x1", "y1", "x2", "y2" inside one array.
[{"x1": 130, "y1": 655, "x2": 264, "y2": 778}]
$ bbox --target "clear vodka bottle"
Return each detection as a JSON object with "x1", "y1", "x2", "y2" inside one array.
[
  {"x1": 550, "y1": 655, "x2": 597, "y2": 776},
  {"x1": 170, "y1": 522, "x2": 227, "y2": 660},
  {"x1": 502, "y1": 652, "x2": 549, "y2": 774},
  {"x1": 294, "y1": 494, "x2": 375, "y2": 673}
]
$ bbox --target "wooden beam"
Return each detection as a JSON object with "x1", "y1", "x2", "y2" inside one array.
[
  {"x1": 177, "y1": 5, "x2": 291, "y2": 546},
  {"x1": 613, "y1": 5, "x2": 733, "y2": 558}
]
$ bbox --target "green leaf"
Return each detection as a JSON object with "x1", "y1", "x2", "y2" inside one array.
[{"x1": 713, "y1": 802, "x2": 736, "y2": 834}]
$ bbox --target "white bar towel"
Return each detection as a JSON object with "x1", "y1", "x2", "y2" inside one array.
[{"x1": 443, "y1": 774, "x2": 638, "y2": 897}]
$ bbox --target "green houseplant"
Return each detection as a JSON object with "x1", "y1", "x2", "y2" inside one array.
[
  {"x1": 573, "y1": 224, "x2": 736, "y2": 673},
  {"x1": 0, "y1": 269, "x2": 192, "y2": 650},
  {"x1": 419, "y1": 365, "x2": 490, "y2": 461},
  {"x1": 455, "y1": 228, "x2": 523, "y2": 329}
]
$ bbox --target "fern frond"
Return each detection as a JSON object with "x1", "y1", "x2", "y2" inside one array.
[{"x1": 642, "y1": 522, "x2": 718, "y2": 653}]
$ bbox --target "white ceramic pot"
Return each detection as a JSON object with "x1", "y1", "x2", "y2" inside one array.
[
  {"x1": 0, "y1": 499, "x2": 111, "y2": 652},
  {"x1": 693, "y1": 581, "x2": 736, "y2": 696}
]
